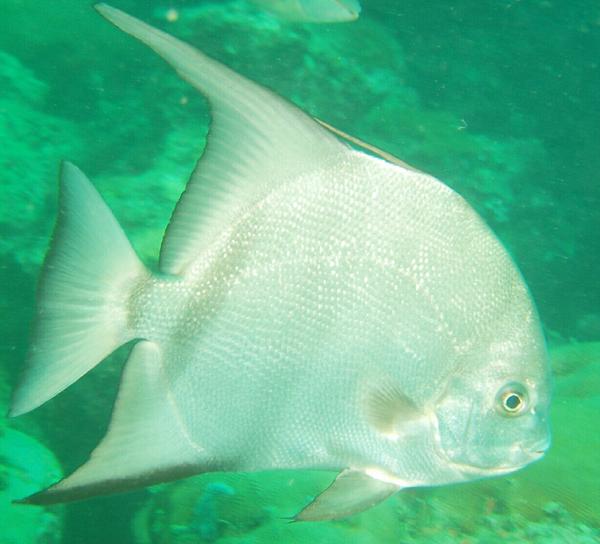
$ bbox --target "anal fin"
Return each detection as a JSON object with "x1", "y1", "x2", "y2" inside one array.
[
  {"x1": 18, "y1": 341, "x2": 204, "y2": 505},
  {"x1": 295, "y1": 468, "x2": 402, "y2": 521}
]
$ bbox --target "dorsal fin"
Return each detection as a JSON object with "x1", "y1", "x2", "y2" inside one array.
[
  {"x1": 314, "y1": 117, "x2": 421, "y2": 173},
  {"x1": 95, "y1": 4, "x2": 348, "y2": 276}
]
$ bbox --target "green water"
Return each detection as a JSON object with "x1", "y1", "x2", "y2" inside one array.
[{"x1": 1, "y1": 1, "x2": 599, "y2": 543}]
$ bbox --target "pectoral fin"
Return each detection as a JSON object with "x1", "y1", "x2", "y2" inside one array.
[
  {"x1": 363, "y1": 381, "x2": 424, "y2": 439},
  {"x1": 295, "y1": 468, "x2": 402, "y2": 521}
]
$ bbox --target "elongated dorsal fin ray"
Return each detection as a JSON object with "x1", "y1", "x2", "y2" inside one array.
[
  {"x1": 314, "y1": 117, "x2": 421, "y2": 173},
  {"x1": 95, "y1": 3, "x2": 347, "y2": 276},
  {"x1": 17, "y1": 341, "x2": 206, "y2": 505},
  {"x1": 295, "y1": 468, "x2": 402, "y2": 521}
]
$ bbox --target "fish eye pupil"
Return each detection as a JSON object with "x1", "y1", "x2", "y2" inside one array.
[
  {"x1": 504, "y1": 393, "x2": 521, "y2": 411},
  {"x1": 496, "y1": 382, "x2": 528, "y2": 416}
]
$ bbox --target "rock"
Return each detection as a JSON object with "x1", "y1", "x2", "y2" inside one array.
[
  {"x1": 0, "y1": 51, "x2": 82, "y2": 273},
  {"x1": 0, "y1": 426, "x2": 63, "y2": 544}
]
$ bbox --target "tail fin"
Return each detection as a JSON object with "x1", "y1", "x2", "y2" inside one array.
[{"x1": 10, "y1": 162, "x2": 147, "y2": 417}]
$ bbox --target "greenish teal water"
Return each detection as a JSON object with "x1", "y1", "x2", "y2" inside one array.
[{"x1": 1, "y1": 1, "x2": 598, "y2": 543}]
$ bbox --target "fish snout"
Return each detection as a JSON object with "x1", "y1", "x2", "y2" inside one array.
[{"x1": 519, "y1": 436, "x2": 550, "y2": 461}]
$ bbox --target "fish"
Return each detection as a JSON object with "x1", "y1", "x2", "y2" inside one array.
[
  {"x1": 251, "y1": 0, "x2": 361, "y2": 22},
  {"x1": 10, "y1": 4, "x2": 551, "y2": 521},
  {"x1": 153, "y1": 0, "x2": 361, "y2": 25}
]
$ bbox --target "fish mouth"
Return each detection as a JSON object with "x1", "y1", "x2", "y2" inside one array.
[
  {"x1": 452, "y1": 461, "x2": 524, "y2": 477},
  {"x1": 451, "y1": 445, "x2": 547, "y2": 477},
  {"x1": 518, "y1": 444, "x2": 547, "y2": 463},
  {"x1": 517, "y1": 436, "x2": 550, "y2": 462}
]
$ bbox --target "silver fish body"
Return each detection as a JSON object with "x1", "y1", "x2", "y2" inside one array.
[
  {"x1": 252, "y1": 0, "x2": 361, "y2": 22},
  {"x1": 10, "y1": 4, "x2": 550, "y2": 520}
]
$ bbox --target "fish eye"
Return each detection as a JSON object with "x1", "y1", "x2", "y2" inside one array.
[{"x1": 496, "y1": 382, "x2": 528, "y2": 416}]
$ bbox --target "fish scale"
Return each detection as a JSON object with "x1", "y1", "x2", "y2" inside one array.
[{"x1": 124, "y1": 156, "x2": 512, "y2": 469}]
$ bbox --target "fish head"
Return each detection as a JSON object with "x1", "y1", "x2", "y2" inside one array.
[{"x1": 433, "y1": 322, "x2": 551, "y2": 480}]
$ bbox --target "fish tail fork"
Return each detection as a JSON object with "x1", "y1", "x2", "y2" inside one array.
[{"x1": 9, "y1": 162, "x2": 148, "y2": 417}]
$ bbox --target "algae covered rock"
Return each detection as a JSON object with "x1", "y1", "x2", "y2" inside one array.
[{"x1": 0, "y1": 425, "x2": 63, "y2": 544}]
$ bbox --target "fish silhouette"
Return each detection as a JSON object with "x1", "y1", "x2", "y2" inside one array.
[
  {"x1": 10, "y1": 4, "x2": 550, "y2": 521},
  {"x1": 252, "y1": 0, "x2": 361, "y2": 22},
  {"x1": 153, "y1": 0, "x2": 361, "y2": 25}
]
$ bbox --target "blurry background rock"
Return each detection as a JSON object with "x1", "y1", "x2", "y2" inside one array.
[
  {"x1": 0, "y1": 51, "x2": 83, "y2": 273},
  {"x1": 0, "y1": 425, "x2": 64, "y2": 544}
]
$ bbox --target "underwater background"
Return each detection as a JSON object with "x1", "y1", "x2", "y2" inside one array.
[{"x1": 1, "y1": 0, "x2": 599, "y2": 542}]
